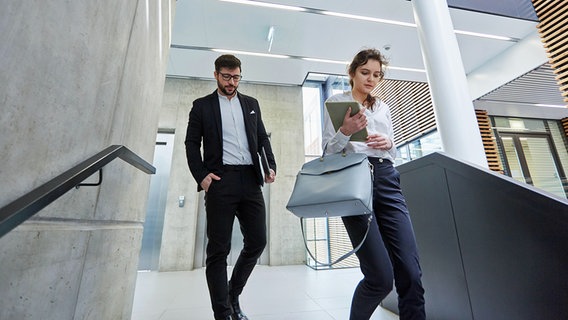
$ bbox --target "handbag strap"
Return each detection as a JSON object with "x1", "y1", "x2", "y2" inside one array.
[
  {"x1": 321, "y1": 143, "x2": 347, "y2": 158},
  {"x1": 300, "y1": 214, "x2": 374, "y2": 267}
]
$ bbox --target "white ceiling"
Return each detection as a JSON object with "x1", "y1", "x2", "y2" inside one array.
[{"x1": 167, "y1": 0, "x2": 538, "y2": 86}]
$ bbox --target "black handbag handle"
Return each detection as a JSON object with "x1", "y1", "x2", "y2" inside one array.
[{"x1": 300, "y1": 214, "x2": 373, "y2": 267}]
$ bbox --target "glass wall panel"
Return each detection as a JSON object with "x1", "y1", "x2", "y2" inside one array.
[
  {"x1": 548, "y1": 120, "x2": 568, "y2": 178},
  {"x1": 302, "y1": 85, "x2": 323, "y2": 158},
  {"x1": 494, "y1": 117, "x2": 546, "y2": 133},
  {"x1": 493, "y1": 116, "x2": 568, "y2": 198},
  {"x1": 397, "y1": 130, "x2": 442, "y2": 164},
  {"x1": 500, "y1": 136, "x2": 525, "y2": 183},
  {"x1": 521, "y1": 136, "x2": 565, "y2": 197}
]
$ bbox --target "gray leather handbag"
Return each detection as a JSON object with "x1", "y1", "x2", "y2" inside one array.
[
  {"x1": 286, "y1": 151, "x2": 374, "y2": 218},
  {"x1": 286, "y1": 151, "x2": 375, "y2": 266}
]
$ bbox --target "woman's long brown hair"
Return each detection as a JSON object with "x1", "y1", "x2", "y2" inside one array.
[{"x1": 348, "y1": 48, "x2": 388, "y2": 110}]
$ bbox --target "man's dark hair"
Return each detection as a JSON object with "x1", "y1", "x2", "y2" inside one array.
[{"x1": 214, "y1": 54, "x2": 242, "y2": 72}]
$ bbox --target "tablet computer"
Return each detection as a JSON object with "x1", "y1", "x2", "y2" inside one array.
[
  {"x1": 260, "y1": 146, "x2": 271, "y2": 176},
  {"x1": 325, "y1": 101, "x2": 368, "y2": 142}
]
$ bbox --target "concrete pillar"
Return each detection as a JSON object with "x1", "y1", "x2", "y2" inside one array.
[
  {"x1": 0, "y1": 1, "x2": 175, "y2": 319},
  {"x1": 411, "y1": 0, "x2": 489, "y2": 168}
]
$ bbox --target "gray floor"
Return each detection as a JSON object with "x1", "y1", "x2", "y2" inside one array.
[{"x1": 132, "y1": 265, "x2": 399, "y2": 320}]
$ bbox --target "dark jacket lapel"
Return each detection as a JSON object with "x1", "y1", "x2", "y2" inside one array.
[{"x1": 210, "y1": 90, "x2": 223, "y2": 145}]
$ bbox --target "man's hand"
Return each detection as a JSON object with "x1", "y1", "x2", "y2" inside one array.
[
  {"x1": 265, "y1": 169, "x2": 276, "y2": 183},
  {"x1": 200, "y1": 173, "x2": 221, "y2": 192}
]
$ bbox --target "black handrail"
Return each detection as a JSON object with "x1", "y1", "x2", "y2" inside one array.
[{"x1": 0, "y1": 145, "x2": 156, "y2": 239}]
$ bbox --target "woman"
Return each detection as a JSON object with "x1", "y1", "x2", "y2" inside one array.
[{"x1": 322, "y1": 48, "x2": 426, "y2": 320}]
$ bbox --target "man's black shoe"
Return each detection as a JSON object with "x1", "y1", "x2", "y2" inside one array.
[
  {"x1": 231, "y1": 314, "x2": 248, "y2": 320},
  {"x1": 229, "y1": 294, "x2": 249, "y2": 320}
]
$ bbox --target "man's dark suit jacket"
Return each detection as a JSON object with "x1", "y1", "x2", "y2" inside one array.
[{"x1": 185, "y1": 90, "x2": 277, "y2": 191}]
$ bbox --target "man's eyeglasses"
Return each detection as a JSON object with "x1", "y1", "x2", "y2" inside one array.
[{"x1": 218, "y1": 72, "x2": 242, "y2": 82}]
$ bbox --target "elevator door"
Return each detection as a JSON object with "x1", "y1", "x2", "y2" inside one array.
[
  {"x1": 138, "y1": 133, "x2": 174, "y2": 270},
  {"x1": 500, "y1": 133, "x2": 566, "y2": 198}
]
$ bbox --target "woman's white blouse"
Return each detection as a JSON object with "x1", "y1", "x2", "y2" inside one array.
[{"x1": 322, "y1": 91, "x2": 397, "y2": 162}]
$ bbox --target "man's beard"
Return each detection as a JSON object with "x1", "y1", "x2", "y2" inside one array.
[{"x1": 217, "y1": 81, "x2": 237, "y2": 97}]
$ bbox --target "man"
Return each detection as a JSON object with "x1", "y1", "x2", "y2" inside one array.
[{"x1": 185, "y1": 54, "x2": 276, "y2": 320}]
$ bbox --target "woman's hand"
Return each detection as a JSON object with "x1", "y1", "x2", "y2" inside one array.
[
  {"x1": 366, "y1": 133, "x2": 392, "y2": 150},
  {"x1": 339, "y1": 107, "x2": 367, "y2": 136}
]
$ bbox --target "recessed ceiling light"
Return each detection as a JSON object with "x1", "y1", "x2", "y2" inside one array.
[
  {"x1": 212, "y1": 48, "x2": 290, "y2": 59},
  {"x1": 321, "y1": 11, "x2": 416, "y2": 28},
  {"x1": 535, "y1": 103, "x2": 566, "y2": 108},
  {"x1": 219, "y1": 0, "x2": 306, "y2": 12},
  {"x1": 302, "y1": 57, "x2": 349, "y2": 65},
  {"x1": 389, "y1": 66, "x2": 426, "y2": 73},
  {"x1": 454, "y1": 30, "x2": 517, "y2": 41}
]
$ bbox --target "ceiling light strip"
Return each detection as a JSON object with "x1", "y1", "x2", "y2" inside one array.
[
  {"x1": 454, "y1": 30, "x2": 518, "y2": 41},
  {"x1": 302, "y1": 57, "x2": 350, "y2": 65},
  {"x1": 219, "y1": 0, "x2": 306, "y2": 12},
  {"x1": 212, "y1": 48, "x2": 290, "y2": 59},
  {"x1": 389, "y1": 66, "x2": 427, "y2": 73},
  {"x1": 218, "y1": 0, "x2": 517, "y2": 42},
  {"x1": 171, "y1": 44, "x2": 426, "y2": 73},
  {"x1": 321, "y1": 11, "x2": 416, "y2": 28}
]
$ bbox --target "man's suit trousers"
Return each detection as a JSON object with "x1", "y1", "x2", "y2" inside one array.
[{"x1": 204, "y1": 165, "x2": 267, "y2": 320}]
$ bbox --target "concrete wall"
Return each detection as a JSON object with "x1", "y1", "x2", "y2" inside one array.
[
  {"x1": 0, "y1": 1, "x2": 174, "y2": 319},
  {"x1": 158, "y1": 77, "x2": 306, "y2": 270}
]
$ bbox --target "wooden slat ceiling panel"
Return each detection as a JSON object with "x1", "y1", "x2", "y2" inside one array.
[{"x1": 532, "y1": 0, "x2": 568, "y2": 104}]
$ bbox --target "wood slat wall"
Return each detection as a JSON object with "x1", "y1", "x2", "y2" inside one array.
[
  {"x1": 532, "y1": 0, "x2": 568, "y2": 105},
  {"x1": 562, "y1": 117, "x2": 568, "y2": 138},
  {"x1": 372, "y1": 80, "x2": 436, "y2": 145},
  {"x1": 475, "y1": 110, "x2": 504, "y2": 173}
]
